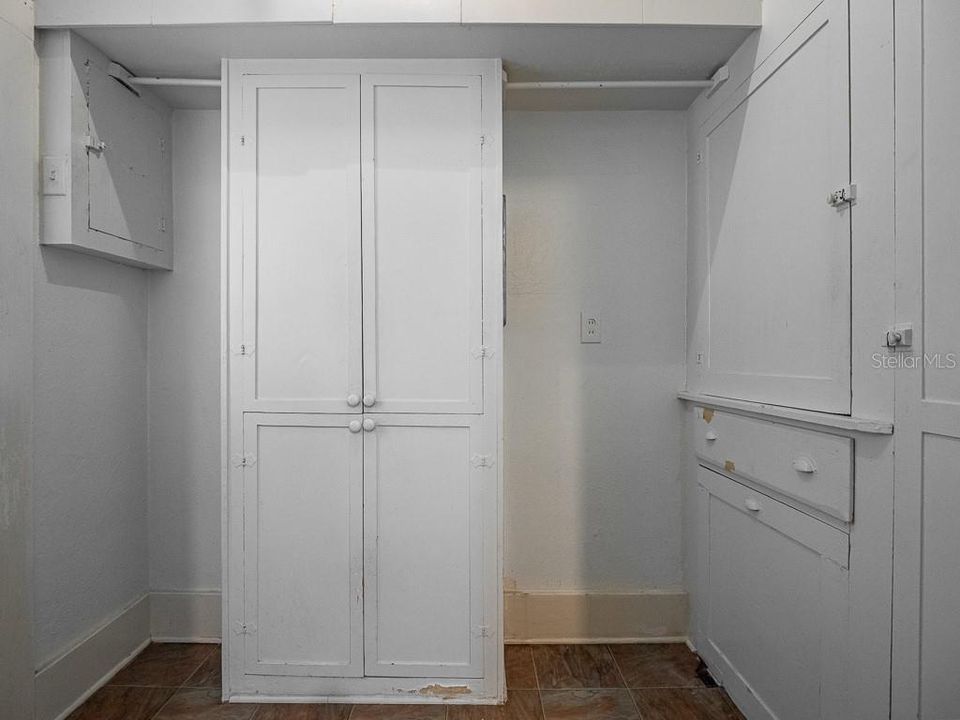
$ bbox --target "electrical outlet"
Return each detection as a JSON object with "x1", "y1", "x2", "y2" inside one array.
[{"x1": 580, "y1": 312, "x2": 602, "y2": 344}]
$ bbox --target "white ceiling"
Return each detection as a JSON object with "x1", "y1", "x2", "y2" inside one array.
[{"x1": 74, "y1": 23, "x2": 752, "y2": 110}]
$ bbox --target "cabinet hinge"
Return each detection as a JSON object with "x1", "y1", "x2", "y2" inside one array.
[
  {"x1": 233, "y1": 621, "x2": 257, "y2": 636},
  {"x1": 827, "y1": 183, "x2": 857, "y2": 207},
  {"x1": 480, "y1": 135, "x2": 486, "y2": 146},
  {"x1": 473, "y1": 345, "x2": 493, "y2": 359},
  {"x1": 471, "y1": 454, "x2": 494, "y2": 469},
  {"x1": 235, "y1": 343, "x2": 255, "y2": 356},
  {"x1": 234, "y1": 454, "x2": 257, "y2": 468},
  {"x1": 83, "y1": 135, "x2": 106, "y2": 154},
  {"x1": 240, "y1": 135, "x2": 246, "y2": 146},
  {"x1": 158, "y1": 216, "x2": 167, "y2": 233},
  {"x1": 474, "y1": 625, "x2": 491, "y2": 638}
]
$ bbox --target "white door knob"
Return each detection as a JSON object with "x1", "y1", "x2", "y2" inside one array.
[
  {"x1": 346, "y1": 394, "x2": 360, "y2": 407},
  {"x1": 362, "y1": 418, "x2": 376, "y2": 432},
  {"x1": 744, "y1": 497, "x2": 762, "y2": 512},
  {"x1": 363, "y1": 394, "x2": 376, "y2": 408},
  {"x1": 705, "y1": 430, "x2": 719, "y2": 442},
  {"x1": 348, "y1": 420, "x2": 362, "y2": 434}
]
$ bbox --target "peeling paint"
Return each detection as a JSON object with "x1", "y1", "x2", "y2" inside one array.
[
  {"x1": 702, "y1": 408, "x2": 714, "y2": 423},
  {"x1": 416, "y1": 684, "x2": 473, "y2": 699}
]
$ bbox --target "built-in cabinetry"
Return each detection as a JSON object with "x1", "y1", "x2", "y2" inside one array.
[
  {"x1": 39, "y1": 30, "x2": 173, "y2": 270},
  {"x1": 693, "y1": 408, "x2": 852, "y2": 720},
  {"x1": 223, "y1": 59, "x2": 503, "y2": 703}
]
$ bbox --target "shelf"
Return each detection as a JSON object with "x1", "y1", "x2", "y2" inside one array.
[{"x1": 677, "y1": 391, "x2": 893, "y2": 435}]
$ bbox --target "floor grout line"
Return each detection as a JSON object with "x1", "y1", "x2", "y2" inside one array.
[{"x1": 607, "y1": 643, "x2": 643, "y2": 719}]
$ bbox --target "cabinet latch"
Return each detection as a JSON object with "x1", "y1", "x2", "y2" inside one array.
[{"x1": 827, "y1": 184, "x2": 857, "y2": 207}]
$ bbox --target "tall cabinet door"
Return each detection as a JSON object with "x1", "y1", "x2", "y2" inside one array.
[
  {"x1": 240, "y1": 74, "x2": 362, "y2": 413},
  {"x1": 362, "y1": 415, "x2": 486, "y2": 678},
  {"x1": 361, "y1": 75, "x2": 484, "y2": 414},
  {"x1": 242, "y1": 414, "x2": 364, "y2": 677}
]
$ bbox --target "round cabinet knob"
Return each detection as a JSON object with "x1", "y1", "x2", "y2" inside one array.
[
  {"x1": 362, "y1": 394, "x2": 376, "y2": 408},
  {"x1": 362, "y1": 418, "x2": 376, "y2": 432},
  {"x1": 792, "y1": 456, "x2": 817, "y2": 474},
  {"x1": 744, "y1": 497, "x2": 762, "y2": 513},
  {"x1": 346, "y1": 394, "x2": 361, "y2": 407},
  {"x1": 348, "y1": 420, "x2": 362, "y2": 434},
  {"x1": 705, "y1": 430, "x2": 719, "y2": 442}
]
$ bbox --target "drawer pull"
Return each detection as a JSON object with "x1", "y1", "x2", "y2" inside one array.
[
  {"x1": 705, "y1": 430, "x2": 719, "y2": 442},
  {"x1": 744, "y1": 497, "x2": 762, "y2": 512},
  {"x1": 792, "y1": 456, "x2": 817, "y2": 474}
]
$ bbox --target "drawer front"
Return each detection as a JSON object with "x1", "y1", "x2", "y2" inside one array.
[{"x1": 694, "y1": 407, "x2": 853, "y2": 521}]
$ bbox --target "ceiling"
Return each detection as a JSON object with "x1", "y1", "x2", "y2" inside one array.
[{"x1": 74, "y1": 23, "x2": 753, "y2": 110}]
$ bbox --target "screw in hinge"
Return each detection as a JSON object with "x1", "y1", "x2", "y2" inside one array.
[
  {"x1": 240, "y1": 135, "x2": 246, "y2": 146},
  {"x1": 471, "y1": 454, "x2": 493, "y2": 469},
  {"x1": 473, "y1": 345, "x2": 493, "y2": 359},
  {"x1": 159, "y1": 138, "x2": 166, "y2": 157},
  {"x1": 158, "y1": 216, "x2": 167, "y2": 233},
  {"x1": 480, "y1": 135, "x2": 486, "y2": 146},
  {"x1": 696, "y1": 152, "x2": 703, "y2": 165}
]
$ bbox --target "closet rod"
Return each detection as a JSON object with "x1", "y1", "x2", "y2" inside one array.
[
  {"x1": 125, "y1": 77, "x2": 222, "y2": 88},
  {"x1": 505, "y1": 80, "x2": 714, "y2": 90}
]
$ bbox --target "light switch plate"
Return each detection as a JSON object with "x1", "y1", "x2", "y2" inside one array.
[
  {"x1": 580, "y1": 312, "x2": 602, "y2": 343},
  {"x1": 42, "y1": 155, "x2": 68, "y2": 196}
]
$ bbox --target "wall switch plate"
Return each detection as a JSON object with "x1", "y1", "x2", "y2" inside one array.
[
  {"x1": 580, "y1": 312, "x2": 602, "y2": 343},
  {"x1": 42, "y1": 156, "x2": 68, "y2": 196}
]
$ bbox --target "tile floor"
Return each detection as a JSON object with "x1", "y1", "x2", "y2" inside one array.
[{"x1": 68, "y1": 643, "x2": 744, "y2": 720}]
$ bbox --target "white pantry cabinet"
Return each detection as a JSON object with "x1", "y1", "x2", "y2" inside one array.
[{"x1": 223, "y1": 59, "x2": 503, "y2": 704}]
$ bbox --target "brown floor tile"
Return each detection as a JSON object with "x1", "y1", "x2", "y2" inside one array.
[
  {"x1": 630, "y1": 688, "x2": 745, "y2": 720},
  {"x1": 153, "y1": 688, "x2": 257, "y2": 719},
  {"x1": 531, "y1": 645, "x2": 623, "y2": 689},
  {"x1": 447, "y1": 690, "x2": 542, "y2": 720},
  {"x1": 184, "y1": 646, "x2": 223, "y2": 688},
  {"x1": 609, "y1": 644, "x2": 704, "y2": 689},
  {"x1": 348, "y1": 704, "x2": 446, "y2": 720},
  {"x1": 540, "y1": 689, "x2": 639, "y2": 720},
  {"x1": 67, "y1": 685, "x2": 175, "y2": 720},
  {"x1": 252, "y1": 704, "x2": 353, "y2": 720},
  {"x1": 110, "y1": 643, "x2": 214, "y2": 687},
  {"x1": 505, "y1": 646, "x2": 538, "y2": 689}
]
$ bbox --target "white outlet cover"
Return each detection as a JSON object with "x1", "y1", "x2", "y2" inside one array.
[{"x1": 580, "y1": 312, "x2": 602, "y2": 344}]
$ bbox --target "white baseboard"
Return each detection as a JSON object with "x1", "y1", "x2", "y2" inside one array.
[
  {"x1": 150, "y1": 590, "x2": 221, "y2": 643},
  {"x1": 504, "y1": 590, "x2": 688, "y2": 644},
  {"x1": 35, "y1": 594, "x2": 151, "y2": 720}
]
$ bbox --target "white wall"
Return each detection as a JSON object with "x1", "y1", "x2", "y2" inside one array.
[
  {"x1": 33, "y1": 248, "x2": 150, "y2": 667},
  {"x1": 503, "y1": 111, "x2": 687, "y2": 593},
  {"x1": 0, "y1": 1, "x2": 37, "y2": 716},
  {"x1": 148, "y1": 110, "x2": 221, "y2": 593}
]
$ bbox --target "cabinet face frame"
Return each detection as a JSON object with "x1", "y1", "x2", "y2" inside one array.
[{"x1": 223, "y1": 58, "x2": 504, "y2": 702}]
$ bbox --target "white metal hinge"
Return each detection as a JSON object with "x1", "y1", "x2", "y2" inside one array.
[
  {"x1": 474, "y1": 625, "x2": 491, "y2": 638},
  {"x1": 240, "y1": 135, "x2": 246, "y2": 146},
  {"x1": 473, "y1": 345, "x2": 493, "y2": 359},
  {"x1": 159, "y1": 137, "x2": 167, "y2": 157},
  {"x1": 235, "y1": 343, "x2": 255, "y2": 356},
  {"x1": 827, "y1": 183, "x2": 857, "y2": 207},
  {"x1": 480, "y1": 135, "x2": 487, "y2": 146},
  {"x1": 471, "y1": 454, "x2": 494, "y2": 469},
  {"x1": 234, "y1": 454, "x2": 257, "y2": 468},
  {"x1": 233, "y1": 621, "x2": 256, "y2": 635},
  {"x1": 158, "y1": 216, "x2": 167, "y2": 233}
]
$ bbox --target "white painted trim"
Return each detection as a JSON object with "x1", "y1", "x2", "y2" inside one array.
[
  {"x1": 504, "y1": 591, "x2": 688, "y2": 644},
  {"x1": 34, "y1": 595, "x2": 151, "y2": 720},
  {"x1": 150, "y1": 591, "x2": 222, "y2": 643},
  {"x1": 678, "y1": 391, "x2": 893, "y2": 435}
]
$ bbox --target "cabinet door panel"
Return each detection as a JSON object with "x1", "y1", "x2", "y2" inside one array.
[
  {"x1": 362, "y1": 76, "x2": 484, "y2": 414},
  {"x1": 363, "y1": 416, "x2": 485, "y2": 677},
  {"x1": 242, "y1": 414, "x2": 363, "y2": 677},
  {"x1": 241, "y1": 75, "x2": 362, "y2": 413},
  {"x1": 697, "y1": 466, "x2": 849, "y2": 720},
  {"x1": 700, "y1": 0, "x2": 851, "y2": 413}
]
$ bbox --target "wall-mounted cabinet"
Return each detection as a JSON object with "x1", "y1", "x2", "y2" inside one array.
[{"x1": 39, "y1": 30, "x2": 173, "y2": 270}]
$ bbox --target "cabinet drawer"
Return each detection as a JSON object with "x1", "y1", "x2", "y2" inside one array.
[{"x1": 694, "y1": 407, "x2": 853, "y2": 521}]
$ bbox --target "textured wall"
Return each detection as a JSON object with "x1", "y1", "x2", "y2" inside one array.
[{"x1": 503, "y1": 111, "x2": 687, "y2": 592}]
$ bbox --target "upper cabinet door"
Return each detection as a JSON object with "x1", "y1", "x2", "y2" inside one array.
[
  {"x1": 699, "y1": 0, "x2": 851, "y2": 414},
  {"x1": 361, "y1": 75, "x2": 485, "y2": 414},
  {"x1": 240, "y1": 74, "x2": 362, "y2": 413}
]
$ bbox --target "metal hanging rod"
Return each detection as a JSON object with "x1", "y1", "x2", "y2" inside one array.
[
  {"x1": 126, "y1": 76, "x2": 222, "y2": 88},
  {"x1": 505, "y1": 80, "x2": 713, "y2": 90}
]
